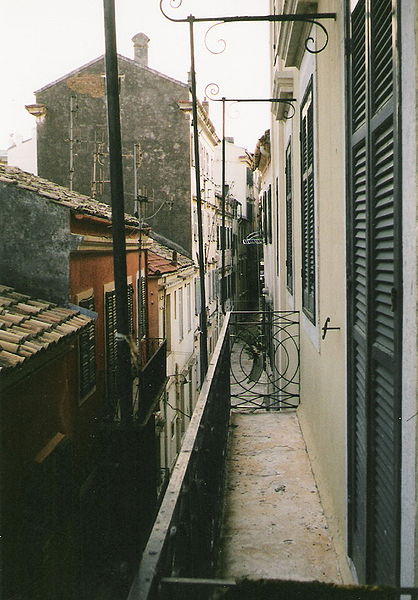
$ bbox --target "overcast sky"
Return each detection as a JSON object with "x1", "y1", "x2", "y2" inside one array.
[{"x1": 0, "y1": 0, "x2": 271, "y2": 152}]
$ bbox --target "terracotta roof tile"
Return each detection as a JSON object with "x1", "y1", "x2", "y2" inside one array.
[
  {"x1": 0, "y1": 284, "x2": 93, "y2": 374},
  {"x1": 0, "y1": 164, "x2": 139, "y2": 226},
  {"x1": 147, "y1": 240, "x2": 194, "y2": 276}
]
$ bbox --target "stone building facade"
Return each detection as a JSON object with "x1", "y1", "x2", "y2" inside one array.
[{"x1": 32, "y1": 33, "x2": 193, "y2": 256}]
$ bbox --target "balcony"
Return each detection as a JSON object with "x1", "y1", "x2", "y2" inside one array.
[
  {"x1": 136, "y1": 338, "x2": 167, "y2": 426},
  {"x1": 127, "y1": 314, "x2": 418, "y2": 600}
]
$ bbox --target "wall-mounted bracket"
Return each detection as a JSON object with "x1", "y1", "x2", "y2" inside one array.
[
  {"x1": 160, "y1": 1, "x2": 336, "y2": 55},
  {"x1": 321, "y1": 317, "x2": 341, "y2": 340}
]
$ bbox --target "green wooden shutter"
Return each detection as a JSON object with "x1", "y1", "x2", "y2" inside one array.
[
  {"x1": 347, "y1": 0, "x2": 401, "y2": 585},
  {"x1": 137, "y1": 276, "x2": 148, "y2": 339},
  {"x1": 78, "y1": 295, "x2": 96, "y2": 400},
  {"x1": 300, "y1": 83, "x2": 315, "y2": 321},
  {"x1": 104, "y1": 289, "x2": 117, "y2": 404},
  {"x1": 127, "y1": 283, "x2": 134, "y2": 335}
]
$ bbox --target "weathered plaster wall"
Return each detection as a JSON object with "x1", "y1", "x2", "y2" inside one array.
[
  {"x1": 0, "y1": 184, "x2": 81, "y2": 303},
  {"x1": 295, "y1": 5, "x2": 350, "y2": 580},
  {"x1": 36, "y1": 56, "x2": 193, "y2": 255}
]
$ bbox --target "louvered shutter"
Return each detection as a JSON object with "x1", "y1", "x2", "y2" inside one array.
[
  {"x1": 300, "y1": 84, "x2": 315, "y2": 321},
  {"x1": 127, "y1": 283, "x2": 134, "y2": 335},
  {"x1": 370, "y1": 116, "x2": 398, "y2": 584},
  {"x1": 137, "y1": 276, "x2": 148, "y2": 339},
  {"x1": 78, "y1": 295, "x2": 96, "y2": 400},
  {"x1": 195, "y1": 277, "x2": 201, "y2": 315},
  {"x1": 105, "y1": 289, "x2": 117, "y2": 404},
  {"x1": 267, "y1": 185, "x2": 272, "y2": 244},
  {"x1": 347, "y1": 0, "x2": 400, "y2": 586},
  {"x1": 285, "y1": 140, "x2": 293, "y2": 292}
]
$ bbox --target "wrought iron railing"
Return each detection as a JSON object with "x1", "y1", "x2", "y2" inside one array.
[
  {"x1": 128, "y1": 316, "x2": 231, "y2": 600},
  {"x1": 229, "y1": 310, "x2": 300, "y2": 410}
]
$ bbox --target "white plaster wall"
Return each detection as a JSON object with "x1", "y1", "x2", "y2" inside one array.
[
  {"x1": 297, "y1": 2, "x2": 350, "y2": 580},
  {"x1": 270, "y1": 0, "x2": 351, "y2": 581}
]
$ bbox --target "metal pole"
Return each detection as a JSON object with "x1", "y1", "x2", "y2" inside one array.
[
  {"x1": 103, "y1": 0, "x2": 133, "y2": 426},
  {"x1": 69, "y1": 95, "x2": 75, "y2": 191},
  {"x1": 188, "y1": 17, "x2": 208, "y2": 381},
  {"x1": 221, "y1": 97, "x2": 226, "y2": 314}
]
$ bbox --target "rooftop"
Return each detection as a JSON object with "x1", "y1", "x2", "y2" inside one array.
[
  {"x1": 0, "y1": 284, "x2": 92, "y2": 373},
  {"x1": 147, "y1": 239, "x2": 193, "y2": 276},
  {"x1": 0, "y1": 163, "x2": 139, "y2": 226}
]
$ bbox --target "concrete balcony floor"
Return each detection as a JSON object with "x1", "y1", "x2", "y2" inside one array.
[{"x1": 217, "y1": 410, "x2": 343, "y2": 584}]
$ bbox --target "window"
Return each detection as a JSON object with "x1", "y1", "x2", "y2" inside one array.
[
  {"x1": 346, "y1": 0, "x2": 401, "y2": 585},
  {"x1": 78, "y1": 293, "x2": 96, "y2": 402},
  {"x1": 104, "y1": 283, "x2": 134, "y2": 404},
  {"x1": 186, "y1": 283, "x2": 192, "y2": 332},
  {"x1": 300, "y1": 80, "x2": 316, "y2": 321},
  {"x1": 267, "y1": 185, "x2": 272, "y2": 244},
  {"x1": 104, "y1": 288, "x2": 117, "y2": 404},
  {"x1": 178, "y1": 286, "x2": 184, "y2": 341},
  {"x1": 195, "y1": 277, "x2": 201, "y2": 315},
  {"x1": 285, "y1": 140, "x2": 293, "y2": 293},
  {"x1": 137, "y1": 276, "x2": 147, "y2": 339},
  {"x1": 165, "y1": 294, "x2": 172, "y2": 352}
]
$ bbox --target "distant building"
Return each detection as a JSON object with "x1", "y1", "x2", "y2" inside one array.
[{"x1": 30, "y1": 33, "x2": 194, "y2": 256}]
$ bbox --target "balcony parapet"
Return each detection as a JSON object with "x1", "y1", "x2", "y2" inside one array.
[{"x1": 128, "y1": 315, "x2": 231, "y2": 599}]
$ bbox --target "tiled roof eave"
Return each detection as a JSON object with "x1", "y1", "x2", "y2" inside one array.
[{"x1": 0, "y1": 284, "x2": 93, "y2": 381}]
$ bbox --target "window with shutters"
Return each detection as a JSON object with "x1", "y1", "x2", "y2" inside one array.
[
  {"x1": 186, "y1": 283, "x2": 192, "y2": 332},
  {"x1": 78, "y1": 294, "x2": 96, "y2": 402},
  {"x1": 104, "y1": 288, "x2": 117, "y2": 404},
  {"x1": 127, "y1": 282, "x2": 134, "y2": 334},
  {"x1": 104, "y1": 283, "x2": 134, "y2": 404},
  {"x1": 194, "y1": 277, "x2": 201, "y2": 316},
  {"x1": 267, "y1": 184, "x2": 272, "y2": 244},
  {"x1": 285, "y1": 140, "x2": 293, "y2": 293},
  {"x1": 346, "y1": 0, "x2": 401, "y2": 586},
  {"x1": 178, "y1": 286, "x2": 184, "y2": 342},
  {"x1": 137, "y1": 276, "x2": 147, "y2": 339},
  {"x1": 300, "y1": 81, "x2": 316, "y2": 321}
]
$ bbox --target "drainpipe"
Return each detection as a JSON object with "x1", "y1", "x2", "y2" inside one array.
[{"x1": 103, "y1": 0, "x2": 133, "y2": 426}]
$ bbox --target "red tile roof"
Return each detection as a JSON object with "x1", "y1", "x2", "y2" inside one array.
[
  {"x1": 0, "y1": 284, "x2": 93, "y2": 373},
  {"x1": 147, "y1": 239, "x2": 193, "y2": 276}
]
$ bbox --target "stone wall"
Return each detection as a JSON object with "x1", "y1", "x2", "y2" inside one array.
[{"x1": 36, "y1": 56, "x2": 193, "y2": 255}]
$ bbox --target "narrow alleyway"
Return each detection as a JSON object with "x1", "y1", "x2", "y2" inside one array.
[{"x1": 218, "y1": 411, "x2": 343, "y2": 584}]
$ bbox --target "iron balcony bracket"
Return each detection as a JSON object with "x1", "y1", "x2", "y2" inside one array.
[
  {"x1": 204, "y1": 83, "x2": 297, "y2": 118},
  {"x1": 321, "y1": 317, "x2": 341, "y2": 340},
  {"x1": 160, "y1": 1, "x2": 337, "y2": 55}
]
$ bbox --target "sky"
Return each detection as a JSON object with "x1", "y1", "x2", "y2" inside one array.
[{"x1": 0, "y1": 0, "x2": 271, "y2": 153}]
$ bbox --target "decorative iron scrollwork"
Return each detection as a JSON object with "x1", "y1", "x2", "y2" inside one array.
[
  {"x1": 204, "y1": 82, "x2": 297, "y2": 119},
  {"x1": 204, "y1": 82, "x2": 221, "y2": 101},
  {"x1": 159, "y1": 0, "x2": 184, "y2": 22},
  {"x1": 159, "y1": 1, "x2": 336, "y2": 55},
  {"x1": 204, "y1": 22, "x2": 227, "y2": 55}
]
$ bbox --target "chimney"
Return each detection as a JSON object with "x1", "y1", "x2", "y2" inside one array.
[{"x1": 132, "y1": 33, "x2": 150, "y2": 67}]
